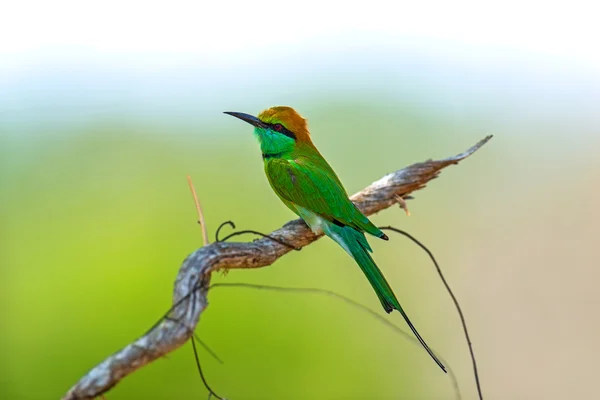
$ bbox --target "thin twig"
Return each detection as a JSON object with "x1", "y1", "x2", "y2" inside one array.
[
  {"x1": 191, "y1": 322, "x2": 225, "y2": 400},
  {"x1": 215, "y1": 220, "x2": 301, "y2": 250},
  {"x1": 379, "y1": 226, "x2": 484, "y2": 400},
  {"x1": 61, "y1": 135, "x2": 491, "y2": 400},
  {"x1": 395, "y1": 194, "x2": 411, "y2": 216},
  {"x1": 187, "y1": 176, "x2": 226, "y2": 399},
  {"x1": 211, "y1": 282, "x2": 463, "y2": 400},
  {"x1": 188, "y1": 175, "x2": 208, "y2": 245}
]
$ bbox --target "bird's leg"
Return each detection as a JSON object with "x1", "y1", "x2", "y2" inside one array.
[{"x1": 395, "y1": 195, "x2": 411, "y2": 216}]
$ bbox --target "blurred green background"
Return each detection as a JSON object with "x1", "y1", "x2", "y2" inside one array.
[{"x1": 2, "y1": 1, "x2": 600, "y2": 399}]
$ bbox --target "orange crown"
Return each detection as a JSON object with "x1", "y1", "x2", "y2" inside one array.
[{"x1": 258, "y1": 106, "x2": 312, "y2": 143}]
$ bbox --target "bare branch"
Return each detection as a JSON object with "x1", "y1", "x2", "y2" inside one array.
[{"x1": 62, "y1": 135, "x2": 492, "y2": 400}]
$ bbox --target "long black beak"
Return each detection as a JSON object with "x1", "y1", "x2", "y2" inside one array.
[{"x1": 224, "y1": 111, "x2": 268, "y2": 128}]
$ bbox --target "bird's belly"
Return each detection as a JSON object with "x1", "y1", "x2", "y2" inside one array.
[
  {"x1": 294, "y1": 205, "x2": 326, "y2": 235},
  {"x1": 294, "y1": 205, "x2": 353, "y2": 255}
]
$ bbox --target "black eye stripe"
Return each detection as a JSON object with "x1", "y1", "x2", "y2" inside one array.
[{"x1": 269, "y1": 123, "x2": 296, "y2": 140}]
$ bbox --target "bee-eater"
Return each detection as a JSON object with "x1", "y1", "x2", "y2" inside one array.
[{"x1": 225, "y1": 106, "x2": 445, "y2": 372}]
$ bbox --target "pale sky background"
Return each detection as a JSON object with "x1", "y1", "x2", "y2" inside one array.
[
  {"x1": 1, "y1": 0, "x2": 599, "y2": 143},
  {"x1": 1, "y1": 0, "x2": 600, "y2": 70},
  {"x1": 2, "y1": 0, "x2": 600, "y2": 144}
]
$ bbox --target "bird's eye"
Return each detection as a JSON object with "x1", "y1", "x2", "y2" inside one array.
[{"x1": 273, "y1": 123, "x2": 283, "y2": 132}]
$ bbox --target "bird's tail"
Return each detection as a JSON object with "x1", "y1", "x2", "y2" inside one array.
[{"x1": 324, "y1": 222, "x2": 447, "y2": 373}]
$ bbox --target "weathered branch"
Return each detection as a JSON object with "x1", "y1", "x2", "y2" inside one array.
[{"x1": 62, "y1": 135, "x2": 492, "y2": 400}]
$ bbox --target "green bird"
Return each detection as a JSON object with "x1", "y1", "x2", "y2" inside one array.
[{"x1": 225, "y1": 106, "x2": 445, "y2": 372}]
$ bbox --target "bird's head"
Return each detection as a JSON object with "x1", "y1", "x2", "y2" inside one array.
[{"x1": 224, "y1": 106, "x2": 313, "y2": 156}]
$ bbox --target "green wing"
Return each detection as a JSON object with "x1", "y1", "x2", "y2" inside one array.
[{"x1": 265, "y1": 156, "x2": 383, "y2": 237}]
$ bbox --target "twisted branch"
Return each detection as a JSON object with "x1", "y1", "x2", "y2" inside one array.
[{"x1": 62, "y1": 135, "x2": 492, "y2": 400}]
